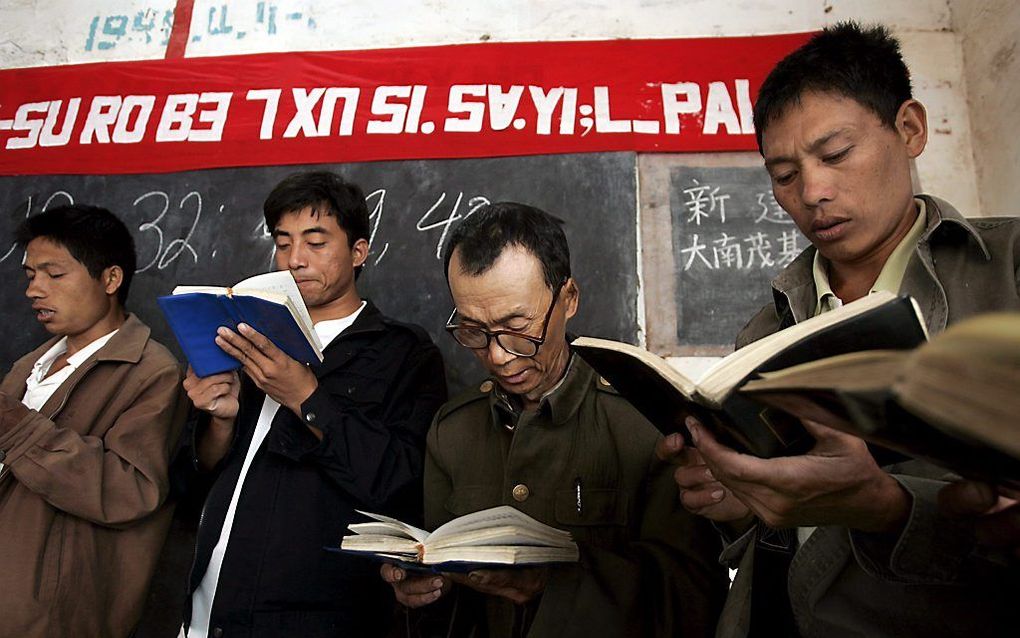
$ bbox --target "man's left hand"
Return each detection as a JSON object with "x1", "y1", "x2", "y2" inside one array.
[
  {"x1": 215, "y1": 323, "x2": 318, "y2": 416},
  {"x1": 447, "y1": 567, "x2": 549, "y2": 605},
  {"x1": 690, "y1": 417, "x2": 910, "y2": 533}
]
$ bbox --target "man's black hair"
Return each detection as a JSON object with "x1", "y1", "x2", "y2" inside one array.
[
  {"x1": 15, "y1": 204, "x2": 137, "y2": 305},
  {"x1": 753, "y1": 21, "x2": 913, "y2": 152},
  {"x1": 443, "y1": 202, "x2": 571, "y2": 290},
  {"x1": 263, "y1": 171, "x2": 371, "y2": 276}
]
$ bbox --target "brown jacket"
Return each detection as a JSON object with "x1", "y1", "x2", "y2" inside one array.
[
  {"x1": 425, "y1": 356, "x2": 728, "y2": 638},
  {"x1": 0, "y1": 314, "x2": 188, "y2": 638},
  {"x1": 719, "y1": 196, "x2": 1020, "y2": 637}
]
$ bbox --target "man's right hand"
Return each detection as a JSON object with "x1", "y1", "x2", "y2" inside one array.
[
  {"x1": 380, "y1": 563, "x2": 451, "y2": 608},
  {"x1": 183, "y1": 367, "x2": 240, "y2": 420},
  {"x1": 655, "y1": 417, "x2": 753, "y2": 524}
]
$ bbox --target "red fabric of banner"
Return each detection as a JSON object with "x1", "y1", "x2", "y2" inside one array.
[{"x1": 0, "y1": 34, "x2": 812, "y2": 175}]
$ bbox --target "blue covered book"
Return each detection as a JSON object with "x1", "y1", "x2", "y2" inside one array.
[{"x1": 157, "y1": 271, "x2": 324, "y2": 378}]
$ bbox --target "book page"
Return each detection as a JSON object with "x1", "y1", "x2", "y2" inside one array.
[
  {"x1": 696, "y1": 291, "x2": 906, "y2": 405},
  {"x1": 235, "y1": 271, "x2": 324, "y2": 351},
  {"x1": 353, "y1": 510, "x2": 430, "y2": 544},
  {"x1": 429, "y1": 506, "x2": 572, "y2": 545}
]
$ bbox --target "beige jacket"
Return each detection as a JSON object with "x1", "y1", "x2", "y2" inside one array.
[
  {"x1": 0, "y1": 314, "x2": 188, "y2": 638},
  {"x1": 719, "y1": 196, "x2": 1020, "y2": 638}
]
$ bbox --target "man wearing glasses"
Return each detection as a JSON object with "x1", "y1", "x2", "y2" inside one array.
[{"x1": 381, "y1": 202, "x2": 727, "y2": 637}]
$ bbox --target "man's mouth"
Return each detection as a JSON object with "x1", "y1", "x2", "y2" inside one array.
[
  {"x1": 811, "y1": 218, "x2": 850, "y2": 241},
  {"x1": 499, "y1": 369, "x2": 530, "y2": 385},
  {"x1": 34, "y1": 307, "x2": 55, "y2": 321}
]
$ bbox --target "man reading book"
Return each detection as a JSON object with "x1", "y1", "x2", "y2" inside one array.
[
  {"x1": 0, "y1": 204, "x2": 188, "y2": 637},
  {"x1": 179, "y1": 171, "x2": 447, "y2": 637},
  {"x1": 381, "y1": 203, "x2": 728, "y2": 637},
  {"x1": 658, "y1": 22, "x2": 1020, "y2": 637}
]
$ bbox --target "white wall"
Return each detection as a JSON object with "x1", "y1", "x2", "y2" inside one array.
[{"x1": 950, "y1": 0, "x2": 1020, "y2": 217}]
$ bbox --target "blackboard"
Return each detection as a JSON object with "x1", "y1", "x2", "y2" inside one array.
[
  {"x1": 0, "y1": 152, "x2": 638, "y2": 393},
  {"x1": 639, "y1": 153, "x2": 807, "y2": 355}
]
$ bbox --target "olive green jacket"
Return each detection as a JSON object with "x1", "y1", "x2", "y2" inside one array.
[
  {"x1": 719, "y1": 195, "x2": 1020, "y2": 638},
  {"x1": 425, "y1": 356, "x2": 729, "y2": 638}
]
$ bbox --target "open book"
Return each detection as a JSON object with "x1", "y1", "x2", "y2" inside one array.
[
  {"x1": 741, "y1": 312, "x2": 1020, "y2": 487},
  {"x1": 340, "y1": 506, "x2": 579, "y2": 571},
  {"x1": 157, "y1": 271, "x2": 324, "y2": 377},
  {"x1": 571, "y1": 292, "x2": 928, "y2": 458}
]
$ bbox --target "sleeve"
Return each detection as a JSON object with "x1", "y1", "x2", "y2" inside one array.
[
  {"x1": 849, "y1": 473, "x2": 987, "y2": 585},
  {"x1": 531, "y1": 451, "x2": 730, "y2": 638},
  {"x1": 269, "y1": 337, "x2": 448, "y2": 511},
  {"x1": 0, "y1": 362, "x2": 188, "y2": 528}
]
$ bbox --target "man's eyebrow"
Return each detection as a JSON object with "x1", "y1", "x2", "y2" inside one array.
[
  {"x1": 22, "y1": 261, "x2": 58, "y2": 271},
  {"x1": 456, "y1": 309, "x2": 531, "y2": 327},
  {"x1": 272, "y1": 226, "x2": 330, "y2": 238},
  {"x1": 764, "y1": 128, "x2": 849, "y2": 169}
]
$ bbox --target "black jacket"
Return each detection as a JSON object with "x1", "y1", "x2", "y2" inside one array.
[{"x1": 184, "y1": 301, "x2": 447, "y2": 637}]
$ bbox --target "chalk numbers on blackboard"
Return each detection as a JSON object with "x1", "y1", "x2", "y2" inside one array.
[{"x1": 134, "y1": 191, "x2": 202, "y2": 273}]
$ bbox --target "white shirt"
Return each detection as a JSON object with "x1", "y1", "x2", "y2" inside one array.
[
  {"x1": 1, "y1": 330, "x2": 118, "y2": 475},
  {"x1": 188, "y1": 301, "x2": 366, "y2": 638}
]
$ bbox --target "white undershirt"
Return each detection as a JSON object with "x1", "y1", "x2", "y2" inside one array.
[
  {"x1": 188, "y1": 301, "x2": 365, "y2": 638},
  {"x1": 1, "y1": 330, "x2": 118, "y2": 475}
]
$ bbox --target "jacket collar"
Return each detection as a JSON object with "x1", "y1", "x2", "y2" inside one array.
[
  {"x1": 312, "y1": 299, "x2": 386, "y2": 378},
  {"x1": 488, "y1": 352, "x2": 591, "y2": 429},
  {"x1": 769, "y1": 195, "x2": 987, "y2": 325}
]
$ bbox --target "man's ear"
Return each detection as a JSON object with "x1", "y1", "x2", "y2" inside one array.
[
  {"x1": 102, "y1": 265, "x2": 124, "y2": 297},
  {"x1": 351, "y1": 238, "x2": 370, "y2": 269},
  {"x1": 896, "y1": 99, "x2": 927, "y2": 159},
  {"x1": 563, "y1": 277, "x2": 580, "y2": 321}
]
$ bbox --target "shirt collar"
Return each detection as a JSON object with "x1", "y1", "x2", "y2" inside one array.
[
  {"x1": 313, "y1": 300, "x2": 367, "y2": 349},
  {"x1": 31, "y1": 329, "x2": 119, "y2": 380},
  {"x1": 811, "y1": 198, "x2": 928, "y2": 316},
  {"x1": 489, "y1": 351, "x2": 589, "y2": 428}
]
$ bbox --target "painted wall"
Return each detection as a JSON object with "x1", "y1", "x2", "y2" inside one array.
[
  {"x1": 951, "y1": 0, "x2": 1020, "y2": 216},
  {"x1": 0, "y1": 0, "x2": 987, "y2": 218}
]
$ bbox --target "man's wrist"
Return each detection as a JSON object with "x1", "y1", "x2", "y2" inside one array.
[{"x1": 854, "y1": 473, "x2": 911, "y2": 534}]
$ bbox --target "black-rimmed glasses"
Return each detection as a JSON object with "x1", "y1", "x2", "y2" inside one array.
[{"x1": 445, "y1": 282, "x2": 564, "y2": 357}]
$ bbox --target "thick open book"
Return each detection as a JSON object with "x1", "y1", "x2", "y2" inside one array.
[
  {"x1": 340, "y1": 506, "x2": 579, "y2": 571},
  {"x1": 571, "y1": 292, "x2": 928, "y2": 458},
  {"x1": 741, "y1": 312, "x2": 1020, "y2": 487},
  {"x1": 157, "y1": 271, "x2": 324, "y2": 377}
]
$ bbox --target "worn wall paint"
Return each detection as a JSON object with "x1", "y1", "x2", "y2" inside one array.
[{"x1": 951, "y1": 0, "x2": 1020, "y2": 216}]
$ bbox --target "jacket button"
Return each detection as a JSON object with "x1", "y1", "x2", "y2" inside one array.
[
  {"x1": 598, "y1": 376, "x2": 613, "y2": 389},
  {"x1": 211, "y1": 628, "x2": 224, "y2": 638},
  {"x1": 512, "y1": 484, "x2": 530, "y2": 502},
  {"x1": 305, "y1": 412, "x2": 317, "y2": 423},
  {"x1": 479, "y1": 380, "x2": 494, "y2": 393}
]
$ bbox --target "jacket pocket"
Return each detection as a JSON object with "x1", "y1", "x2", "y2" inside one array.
[
  {"x1": 36, "y1": 516, "x2": 65, "y2": 602},
  {"x1": 319, "y1": 373, "x2": 387, "y2": 406},
  {"x1": 553, "y1": 487, "x2": 628, "y2": 527}
]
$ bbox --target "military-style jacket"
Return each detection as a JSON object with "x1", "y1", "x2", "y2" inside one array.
[
  {"x1": 719, "y1": 196, "x2": 1020, "y2": 638},
  {"x1": 424, "y1": 355, "x2": 729, "y2": 638}
]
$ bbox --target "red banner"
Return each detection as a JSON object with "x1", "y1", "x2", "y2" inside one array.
[{"x1": 0, "y1": 34, "x2": 811, "y2": 175}]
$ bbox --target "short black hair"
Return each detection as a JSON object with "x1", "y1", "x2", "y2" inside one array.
[
  {"x1": 16, "y1": 204, "x2": 136, "y2": 305},
  {"x1": 753, "y1": 21, "x2": 913, "y2": 152},
  {"x1": 263, "y1": 171, "x2": 371, "y2": 276},
  {"x1": 443, "y1": 202, "x2": 571, "y2": 291}
]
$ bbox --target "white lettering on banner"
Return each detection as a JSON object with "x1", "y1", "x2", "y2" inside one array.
[
  {"x1": 735, "y1": 79, "x2": 754, "y2": 134},
  {"x1": 190, "y1": 92, "x2": 232, "y2": 142},
  {"x1": 246, "y1": 88, "x2": 282, "y2": 140},
  {"x1": 529, "y1": 86, "x2": 564, "y2": 136},
  {"x1": 284, "y1": 88, "x2": 327, "y2": 138},
  {"x1": 368, "y1": 85, "x2": 415, "y2": 135},
  {"x1": 156, "y1": 94, "x2": 199, "y2": 142},
  {"x1": 80, "y1": 96, "x2": 123, "y2": 144},
  {"x1": 703, "y1": 82, "x2": 741, "y2": 135},
  {"x1": 320, "y1": 88, "x2": 360, "y2": 137},
  {"x1": 112, "y1": 95, "x2": 155, "y2": 144},
  {"x1": 487, "y1": 85, "x2": 524, "y2": 132},
  {"x1": 593, "y1": 87, "x2": 631, "y2": 134},
  {"x1": 7, "y1": 102, "x2": 48, "y2": 150},
  {"x1": 661, "y1": 83, "x2": 702, "y2": 135},
  {"x1": 156, "y1": 93, "x2": 232, "y2": 143},
  {"x1": 40, "y1": 99, "x2": 82, "y2": 148},
  {"x1": 445, "y1": 85, "x2": 486, "y2": 133}
]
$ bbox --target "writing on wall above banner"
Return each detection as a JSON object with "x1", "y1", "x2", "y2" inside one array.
[{"x1": 0, "y1": 34, "x2": 811, "y2": 175}]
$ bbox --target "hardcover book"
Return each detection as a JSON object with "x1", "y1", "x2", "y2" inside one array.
[{"x1": 571, "y1": 292, "x2": 928, "y2": 458}]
